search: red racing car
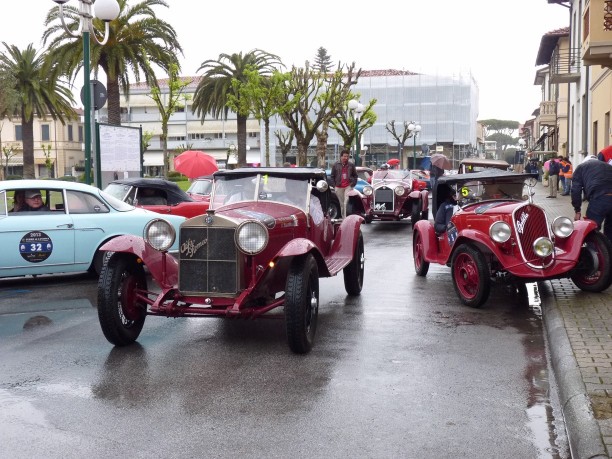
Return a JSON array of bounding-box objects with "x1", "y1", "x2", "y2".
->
[
  {"x1": 97, "y1": 168, "x2": 365, "y2": 354},
  {"x1": 412, "y1": 170, "x2": 612, "y2": 307}
]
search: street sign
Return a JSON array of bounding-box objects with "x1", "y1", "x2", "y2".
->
[{"x1": 80, "y1": 80, "x2": 108, "y2": 110}]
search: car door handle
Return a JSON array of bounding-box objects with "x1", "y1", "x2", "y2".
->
[{"x1": 57, "y1": 223, "x2": 74, "y2": 229}]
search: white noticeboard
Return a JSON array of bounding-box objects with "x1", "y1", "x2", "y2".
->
[{"x1": 98, "y1": 124, "x2": 141, "y2": 172}]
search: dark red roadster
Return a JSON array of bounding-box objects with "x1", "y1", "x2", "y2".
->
[
  {"x1": 97, "y1": 168, "x2": 365, "y2": 354},
  {"x1": 412, "y1": 170, "x2": 612, "y2": 307},
  {"x1": 348, "y1": 169, "x2": 429, "y2": 225}
]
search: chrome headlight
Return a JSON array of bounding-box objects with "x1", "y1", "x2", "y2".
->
[
  {"x1": 144, "y1": 218, "x2": 176, "y2": 252},
  {"x1": 489, "y1": 221, "x2": 511, "y2": 243},
  {"x1": 552, "y1": 216, "x2": 574, "y2": 238},
  {"x1": 533, "y1": 237, "x2": 554, "y2": 258},
  {"x1": 394, "y1": 186, "x2": 405, "y2": 196},
  {"x1": 363, "y1": 185, "x2": 373, "y2": 196},
  {"x1": 236, "y1": 221, "x2": 269, "y2": 255}
]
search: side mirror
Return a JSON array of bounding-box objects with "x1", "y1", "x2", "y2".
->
[{"x1": 316, "y1": 180, "x2": 329, "y2": 192}]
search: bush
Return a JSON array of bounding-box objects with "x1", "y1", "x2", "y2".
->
[
  {"x1": 57, "y1": 175, "x2": 78, "y2": 182},
  {"x1": 5, "y1": 175, "x2": 23, "y2": 180}
]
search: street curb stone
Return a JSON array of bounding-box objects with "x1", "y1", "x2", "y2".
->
[{"x1": 541, "y1": 283, "x2": 609, "y2": 458}]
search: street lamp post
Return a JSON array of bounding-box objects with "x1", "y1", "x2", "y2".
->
[
  {"x1": 348, "y1": 99, "x2": 364, "y2": 166},
  {"x1": 408, "y1": 122, "x2": 422, "y2": 169},
  {"x1": 53, "y1": 0, "x2": 120, "y2": 186}
]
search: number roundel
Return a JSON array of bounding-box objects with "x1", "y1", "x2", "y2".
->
[{"x1": 19, "y1": 231, "x2": 53, "y2": 263}]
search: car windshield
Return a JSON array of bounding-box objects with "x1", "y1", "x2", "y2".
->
[
  {"x1": 211, "y1": 174, "x2": 310, "y2": 211},
  {"x1": 104, "y1": 183, "x2": 132, "y2": 202},
  {"x1": 372, "y1": 170, "x2": 411, "y2": 182},
  {"x1": 454, "y1": 180, "x2": 529, "y2": 207},
  {"x1": 99, "y1": 189, "x2": 136, "y2": 211},
  {"x1": 187, "y1": 179, "x2": 212, "y2": 196}
]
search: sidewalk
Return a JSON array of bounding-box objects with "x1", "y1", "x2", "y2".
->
[{"x1": 531, "y1": 181, "x2": 612, "y2": 459}]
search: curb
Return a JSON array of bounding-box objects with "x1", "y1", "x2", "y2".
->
[{"x1": 540, "y1": 281, "x2": 609, "y2": 459}]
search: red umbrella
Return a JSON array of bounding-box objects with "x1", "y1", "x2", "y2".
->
[
  {"x1": 430, "y1": 153, "x2": 451, "y2": 170},
  {"x1": 387, "y1": 158, "x2": 400, "y2": 166},
  {"x1": 173, "y1": 150, "x2": 218, "y2": 178}
]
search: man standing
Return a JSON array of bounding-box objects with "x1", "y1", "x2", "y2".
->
[
  {"x1": 547, "y1": 156, "x2": 560, "y2": 198},
  {"x1": 571, "y1": 155, "x2": 612, "y2": 242},
  {"x1": 330, "y1": 149, "x2": 357, "y2": 218}
]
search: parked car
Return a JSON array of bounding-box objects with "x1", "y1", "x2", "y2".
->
[
  {"x1": 104, "y1": 177, "x2": 209, "y2": 218},
  {"x1": 412, "y1": 169, "x2": 612, "y2": 307},
  {"x1": 97, "y1": 167, "x2": 365, "y2": 354},
  {"x1": 185, "y1": 175, "x2": 213, "y2": 202},
  {"x1": 412, "y1": 169, "x2": 431, "y2": 190},
  {"x1": 0, "y1": 179, "x2": 185, "y2": 278},
  {"x1": 458, "y1": 158, "x2": 511, "y2": 174},
  {"x1": 355, "y1": 166, "x2": 374, "y2": 193},
  {"x1": 349, "y1": 169, "x2": 429, "y2": 226}
]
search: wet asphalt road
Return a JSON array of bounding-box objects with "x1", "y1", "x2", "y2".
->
[{"x1": 0, "y1": 221, "x2": 569, "y2": 458}]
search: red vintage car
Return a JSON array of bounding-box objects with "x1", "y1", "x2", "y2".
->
[
  {"x1": 185, "y1": 175, "x2": 213, "y2": 202},
  {"x1": 104, "y1": 177, "x2": 210, "y2": 218},
  {"x1": 97, "y1": 168, "x2": 365, "y2": 354},
  {"x1": 348, "y1": 169, "x2": 428, "y2": 225},
  {"x1": 412, "y1": 170, "x2": 612, "y2": 307}
]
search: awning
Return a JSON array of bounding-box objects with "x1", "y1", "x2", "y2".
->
[{"x1": 143, "y1": 152, "x2": 163, "y2": 166}]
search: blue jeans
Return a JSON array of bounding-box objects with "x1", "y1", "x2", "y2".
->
[
  {"x1": 563, "y1": 178, "x2": 572, "y2": 195},
  {"x1": 586, "y1": 195, "x2": 612, "y2": 243}
]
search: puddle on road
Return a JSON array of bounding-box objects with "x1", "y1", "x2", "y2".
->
[{"x1": 431, "y1": 281, "x2": 568, "y2": 458}]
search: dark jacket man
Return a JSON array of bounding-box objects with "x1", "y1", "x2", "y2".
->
[{"x1": 571, "y1": 156, "x2": 612, "y2": 242}]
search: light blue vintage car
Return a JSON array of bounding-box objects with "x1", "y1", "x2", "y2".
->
[{"x1": 0, "y1": 179, "x2": 185, "y2": 279}]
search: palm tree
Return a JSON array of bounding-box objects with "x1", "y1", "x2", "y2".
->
[
  {"x1": 0, "y1": 43, "x2": 75, "y2": 178},
  {"x1": 42, "y1": 0, "x2": 182, "y2": 126},
  {"x1": 192, "y1": 49, "x2": 281, "y2": 166}
]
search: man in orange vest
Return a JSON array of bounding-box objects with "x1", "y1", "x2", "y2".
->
[{"x1": 560, "y1": 158, "x2": 573, "y2": 195}]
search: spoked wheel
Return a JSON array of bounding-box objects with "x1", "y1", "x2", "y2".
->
[
  {"x1": 97, "y1": 253, "x2": 148, "y2": 346},
  {"x1": 413, "y1": 230, "x2": 430, "y2": 276},
  {"x1": 451, "y1": 244, "x2": 490, "y2": 307},
  {"x1": 343, "y1": 232, "x2": 365, "y2": 295},
  {"x1": 571, "y1": 231, "x2": 612, "y2": 292},
  {"x1": 285, "y1": 254, "x2": 319, "y2": 354},
  {"x1": 328, "y1": 201, "x2": 341, "y2": 219}
]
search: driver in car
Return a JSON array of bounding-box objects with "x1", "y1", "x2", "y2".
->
[{"x1": 435, "y1": 187, "x2": 458, "y2": 234}]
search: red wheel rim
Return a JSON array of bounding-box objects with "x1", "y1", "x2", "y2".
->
[
  {"x1": 453, "y1": 253, "x2": 479, "y2": 299},
  {"x1": 414, "y1": 232, "x2": 425, "y2": 270},
  {"x1": 120, "y1": 274, "x2": 142, "y2": 321}
]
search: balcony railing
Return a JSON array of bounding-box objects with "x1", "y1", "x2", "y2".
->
[
  {"x1": 539, "y1": 101, "x2": 557, "y2": 127},
  {"x1": 550, "y1": 48, "x2": 581, "y2": 83}
]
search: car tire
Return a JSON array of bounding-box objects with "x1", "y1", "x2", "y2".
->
[
  {"x1": 451, "y1": 244, "x2": 490, "y2": 308},
  {"x1": 285, "y1": 254, "x2": 319, "y2": 354},
  {"x1": 97, "y1": 253, "x2": 147, "y2": 346},
  {"x1": 421, "y1": 209, "x2": 429, "y2": 221},
  {"x1": 328, "y1": 200, "x2": 341, "y2": 219},
  {"x1": 411, "y1": 201, "x2": 421, "y2": 228},
  {"x1": 570, "y1": 231, "x2": 612, "y2": 292},
  {"x1": 413, "y1": 230, "x2": 430, "y2": 276},
  {"x1": 88, "y1": 248, "x2": 109, "y2": 276},
  {"x1": 364, "y1": 215, "x2": 373, "y2": 224},
  {"x1": 343, "y1": 232, "x2": 365, "y2": 295}
]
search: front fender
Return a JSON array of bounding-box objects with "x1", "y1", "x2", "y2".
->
[
  {"x1": 100, "y1": 235, "x2": 178, "y2": 288},
  {"x1": 554, "y1": 219, "x2": 599, "y2": 262},
  {"x1": 327, "y1": 214, "x2": 364, "y2": 274}
]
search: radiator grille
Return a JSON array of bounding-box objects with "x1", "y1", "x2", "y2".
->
[
  {"x1": 374, "y1": 187, "x2": 394, "y2": 211},
  {"x1": 513, "y1": 204, "x2": 552, "y2": 266},
  {"x1": 179, "y1": 226, "x2": 238, "y2": 294}
]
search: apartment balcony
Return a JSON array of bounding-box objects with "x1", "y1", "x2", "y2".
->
[
  {"x1": 581, "y1": 0, "x2": 612, "y2": 67},
  {"x1": 550, "y1": 48, "x2": 581, "y2": 83},
  {"x1": 539, "y1": 101, "x2": 557, "y2": 127}
]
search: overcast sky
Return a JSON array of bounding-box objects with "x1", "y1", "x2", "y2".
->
[{"x1": 1, "y1": 0, "x2": 569, "y2": 123}]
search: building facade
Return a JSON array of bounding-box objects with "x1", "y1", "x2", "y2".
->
[
  {"x1": 116, "y1": 69, "x2": 479, "y2": 174},
  {"x1": 0, "y1": 113, "x2": 84, "y2": 179},
  {"x1": 530, "y1": 0, "x2": 612, "y2": 166}
]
